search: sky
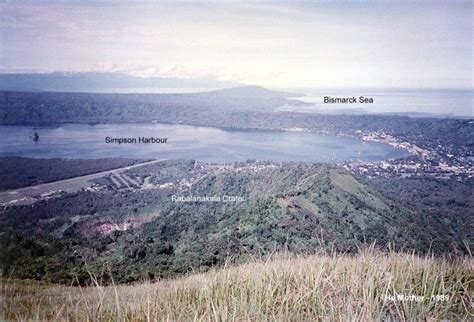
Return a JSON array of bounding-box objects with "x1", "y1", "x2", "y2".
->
[{"x1": 0, "y1": 0, "x2": 472, "y2": 89}]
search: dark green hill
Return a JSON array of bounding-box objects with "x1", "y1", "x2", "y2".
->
[{"x1": 1, "y1": 160, "x2": 468, "y2": 284}]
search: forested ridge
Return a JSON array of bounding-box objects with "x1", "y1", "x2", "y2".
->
[{"x1": 1, "y1": 160, "x2": 470, "y2": 284}]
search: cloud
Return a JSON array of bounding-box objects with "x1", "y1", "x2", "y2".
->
[{"x1": 0, "y1": 1, "x2": 471, "y2": 89}]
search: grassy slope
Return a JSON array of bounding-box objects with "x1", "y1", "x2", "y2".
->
[{"x1": 2, "y1": 249, "x2": 472, "y2": 321}]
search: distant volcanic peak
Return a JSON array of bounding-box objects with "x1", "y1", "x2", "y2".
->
[{"x1": 204, "y1": 85, "x2": 304, "y2": 98}]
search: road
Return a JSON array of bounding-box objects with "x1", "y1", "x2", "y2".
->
[{"x1": 0, "y1": 159, "x2": 166, "y2": 206}]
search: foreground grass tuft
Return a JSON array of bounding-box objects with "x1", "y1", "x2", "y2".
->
[{"x1": 2, "y1": 250, "x2": 473, "y2": 320}]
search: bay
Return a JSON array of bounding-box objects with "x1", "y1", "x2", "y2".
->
[{"x1": 0, "y1": 123, "x2": 408, "y2": 163}]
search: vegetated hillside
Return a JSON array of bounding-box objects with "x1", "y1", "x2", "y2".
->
[
  {"x1": 2, "y1": 250, "x2": 472, "y2": 320},
  {"x1": 0, "y1": 157, "x2": 147, "y2": 190},
  {"x1": 369, "y1": 176, "x2": 474, "y2": 251},
  {"x1": 1, "y1": 161, "x2": 469, "y2": 284},
  {"x1": 0, "y1": 88, "x2": 304, "y2": 125}
]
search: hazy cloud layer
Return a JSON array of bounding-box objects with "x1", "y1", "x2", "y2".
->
[{"x1": 0, "y1": 1, "x2": 472, "y2": 89}]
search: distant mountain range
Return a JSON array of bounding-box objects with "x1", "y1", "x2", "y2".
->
[{"x1": 0, "y1": 72, "x2": 241, "y2": 92}]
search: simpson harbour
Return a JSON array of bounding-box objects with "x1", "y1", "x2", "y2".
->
[{"x1": 105, "y1": 136, "x2": 168, "y2": 144}]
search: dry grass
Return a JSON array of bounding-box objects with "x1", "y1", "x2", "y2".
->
[{"x1": 2, "y1": 249, "x2": 473, "y2": 321}]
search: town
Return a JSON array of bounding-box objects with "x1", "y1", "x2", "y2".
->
[{"x1": 344, "y1": 130, "x2": 473, "y2": 181}]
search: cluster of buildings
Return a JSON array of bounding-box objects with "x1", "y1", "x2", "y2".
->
[{"x1": 345, "y1": 131, "x2": 473, "y2": 181}]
